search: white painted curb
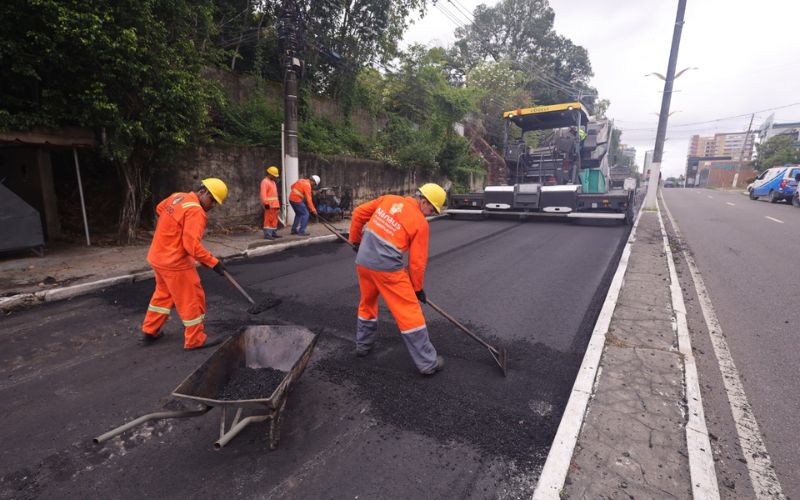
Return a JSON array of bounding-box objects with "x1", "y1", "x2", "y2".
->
[{"x1": 532, "y1": 209, "x2": 643, "y2": 500}]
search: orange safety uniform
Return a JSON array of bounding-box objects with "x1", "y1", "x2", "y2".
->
[
  {"x1": 288, "y1": 178, "x2": 317, "y2": 213},
  {"x1": 260, "y1": 176, "x2": 280, "y2": 230},
  {"x1": 349, "y1": 194, "x2": 437, "y2": 372},
  {"x1": 142, "y1": 191, "x2": 219, "y2": 349}
]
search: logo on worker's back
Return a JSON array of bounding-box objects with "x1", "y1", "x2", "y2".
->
[
  {"x1": 172, "y1": 196, "x2": 184, "y2": 205},
  {"x1": 389, "y1": 203, "x2": 403, "y2": 215}
]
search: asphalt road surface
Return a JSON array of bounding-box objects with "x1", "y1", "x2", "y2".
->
[
  {"x1": 0, "y1": 218, "x2": 627, "y2": 499},
  {"x1": 663, "y1": 188, "x2": 800, "y2": 497}
]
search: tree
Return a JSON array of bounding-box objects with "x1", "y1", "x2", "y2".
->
[
  {"x1": 465, "y1": 60, "x2": 530, "y2": 149},
  {"x1": 0, "y1": 0, "x2": 223, "y2": 243},
  {"x1": 448, "y1": 0, "x2": 596, "y2": 106},
  {"x1": 755, "y1": 133, "x2": 800, "y2": 171}
]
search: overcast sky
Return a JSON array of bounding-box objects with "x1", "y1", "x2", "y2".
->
[{"x1": 403, "y1": 0, "x2": 800, "y2": 177}]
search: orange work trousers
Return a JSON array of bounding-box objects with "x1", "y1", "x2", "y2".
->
[
  {"x1": 142, "y1": 267, "x2": 207, "y2": 349},
  {"x1": 356, "y1": 266, "x2": 426, "y2": 333},
  {"x1": 263, "y1": 207, "x2": 279, "y2": 230}
]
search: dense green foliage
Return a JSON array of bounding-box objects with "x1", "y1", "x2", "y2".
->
[{"x1": 755, "y1": 134, "x2": 800, "y2": 171}]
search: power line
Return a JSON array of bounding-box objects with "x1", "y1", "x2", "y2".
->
[{"x1": 617, "y1": 101, "x2": 800, "y2": 131}]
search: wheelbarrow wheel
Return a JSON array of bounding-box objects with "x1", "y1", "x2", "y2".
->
[{"x1": 269, "y1": 399, "x2": 288, "y2": 450}]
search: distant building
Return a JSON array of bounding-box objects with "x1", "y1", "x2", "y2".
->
[
  {"x1": 619, "y1": 144, "x2": 636, "y2": 165},
  {"x1": 696, "y1": 160, "x2": 758, "y2": 189},
  {"x1": 685, "y1": 155, "x2": 731, "y2": 187},
  {"x1": 643, "y1": 150, "x2": 654, "y2": 175},
  {"x1": 758, "y1": 114, "x2": 800, "y2": 143},
  {"x1": 688, "y1": 132, "x2": 755, "y2": 161}
]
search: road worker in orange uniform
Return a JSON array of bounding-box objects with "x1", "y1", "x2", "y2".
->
[
  {"x1": 260, "y1": 166, "x2": 281, "y2": 240},
  {"x1": 288, "y1": 174, "x2": 320, "y2": 236},
  {"x1": 141, "y1": 178, "x2": 229, "y2": 350},
  {"x1": 348, "y1": 183, "x2": 447, "y2": 375}
]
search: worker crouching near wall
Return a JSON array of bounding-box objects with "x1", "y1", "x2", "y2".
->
[
  {"x1": 348, "y1": 183, "x2": 447, "y2": 375},
  {"x1": 141, "y1": 178, "x2": 229, "y2": 351}
]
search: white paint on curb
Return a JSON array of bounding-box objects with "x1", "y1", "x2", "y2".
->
[
  {"x1": 532, "y1": 210, "x2": 643, "y2": 500},
  {"x1": 661, "y1": 193, "x2": 785, "y2": 499},
  {"x1": 245, "y1": 235, "x2": 337, "y2": 258},
  {"x1": 657, "y1": 208, "x2": 720, "y2": 500}
]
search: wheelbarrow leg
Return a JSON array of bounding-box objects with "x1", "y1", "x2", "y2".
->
[
  {"x1": 94, "y1": 406, "x2": 212, "y2": 444},
  {"x1": 214, "y1": 413, "x2": 271, "y2": 450}
]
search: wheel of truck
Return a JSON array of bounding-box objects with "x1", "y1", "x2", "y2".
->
[
  {"x1": 749, "y1": 189, "x2": 758, "y2": 200},
  {"x1": 768, "y1": 190, "x2": 779, "y2": 203},
  {"x1": 793, "y1": 195, "x2": 800, "y2": 208}
]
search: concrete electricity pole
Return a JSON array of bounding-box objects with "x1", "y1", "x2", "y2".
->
[
  {"x1": 644, "y1": 0, "x2": 688, "y2": 209},
  {"x1": 279, "y1": 0, "x2": 304, "y2": 226}
]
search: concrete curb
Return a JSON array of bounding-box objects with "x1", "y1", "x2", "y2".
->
[
  {"x1": 0, "y1": 235, "x2": 340, "y2": 313},
  {"x1": 532, "y1": 209, "x2": 643, "y2": 499}
]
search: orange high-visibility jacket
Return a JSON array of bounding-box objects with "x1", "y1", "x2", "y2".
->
[
  {"x1": 288, "y1": 178, "x2": 317, "y2": 213},
  {"x1": 350, "y1": 195, "x2": 429, "y2": 291},
  {"x1": 147, "y1": 192, "x2": 219, "y2": 271},
  {"x1": 260, "y1": 177, "x2": 279, "y2": 208}
]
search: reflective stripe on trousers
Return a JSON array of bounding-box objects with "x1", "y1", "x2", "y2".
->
[
  {"x1": 142, "y1": 266, "x2": 208, "y2": 349},
  {"x1": 355, "y1": 265, "x2": 438, "y2": 373}
]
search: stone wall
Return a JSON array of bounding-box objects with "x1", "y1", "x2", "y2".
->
[{"x1": 153, "y1": 145, "x2": 446, "y2": 227}]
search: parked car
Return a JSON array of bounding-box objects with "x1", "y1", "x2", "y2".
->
[
  {"x1": 793, "y1": 172, "x2": 800, "y2": 207},
  {"x1": 748, "y1": 166, "x2": 800, "y2": 203}
]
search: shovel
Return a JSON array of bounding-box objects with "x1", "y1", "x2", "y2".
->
[
  {"x1": 222, "y1": 270, "x2": 281, "y2": 315},
  {"x1": 316, "y1": 214, "x2": 352, "y2": 246},
  {"x1": 426, "y1": 299, "x2": 508, "y2": 377}
]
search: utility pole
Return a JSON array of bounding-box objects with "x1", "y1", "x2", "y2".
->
[
  {"x1": 278, "y1": 0, "x2": 304, "y2": 226},
  {"x1": 644, "y1": 0, "x2": 687, "y2": 209},
  {"x1": 733, "y1": 113, "x2": 755, "y2": 188}
]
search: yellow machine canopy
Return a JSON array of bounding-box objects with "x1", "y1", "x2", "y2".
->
[{"x1": 503, "y1": 102, "x2": 589, "y2": 131}]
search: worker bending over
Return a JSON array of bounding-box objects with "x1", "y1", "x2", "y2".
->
[
  {"x1": 260, "y1": 166, "x2": 281, "y2": 240},
  {"x1": 141, "y1": 178, "x2": 229, "y2": 350},
  {"x1": 288, "y1": 175, "x2": 320, "y2": 236},
  {"x1": 349, "y1": 183, "x2": 447, "y2": 375}
]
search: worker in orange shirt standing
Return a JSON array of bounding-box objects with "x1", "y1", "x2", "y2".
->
[
  {"x1": 348, "y1": 183, "x2": 447, "y2": 375},
  {"x1": 260, "y1": 166, "x2": 281, "y2": 240},
  {"x1": 141, "y1": 178, "x2": 229, "y2": 351},
  {"x1": 288, "y1": 174, "x2": 320, "y2": 236}
]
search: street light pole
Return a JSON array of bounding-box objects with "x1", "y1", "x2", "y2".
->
[{"x1": 644, "y1": 0, "x2": 688, "y2": 209}]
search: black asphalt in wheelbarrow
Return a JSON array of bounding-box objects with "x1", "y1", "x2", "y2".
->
[{"x1": 94, "y1": 325, "x2": 318, "y2": 450}]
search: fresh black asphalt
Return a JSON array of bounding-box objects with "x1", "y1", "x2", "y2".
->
[{"x1": 0, "y1": 218, "x2": 627, "y2": 499}]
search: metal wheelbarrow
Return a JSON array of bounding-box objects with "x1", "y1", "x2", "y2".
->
[{"x1": 94, "y1": 325, "x2": 318, "y2": 450}]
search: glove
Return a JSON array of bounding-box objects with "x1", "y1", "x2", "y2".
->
[
  {"x1": 415, "y1": 289, "x2": 427, "y2": 304},
  {"x1": 352, "y1": 243, "x2": 360, "y2": 253},
  {"x1": 213, "y1": 261, "x2": 226, "y2": 276}
]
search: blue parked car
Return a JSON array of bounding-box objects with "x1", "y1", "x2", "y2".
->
[{"x1": 748, "y1": 166, "x2": 800, "y2": 203}]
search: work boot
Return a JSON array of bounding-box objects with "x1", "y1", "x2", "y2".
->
[
  {"x1": 421, "y1": 355, "x2": 444, "y2": 376},
  {"x1": 140, "y1": 331, "x2": 164, "y2": 345},
  {"x1": 184, "y1": 337, "x2": 223, "y2": 351},
  {"x1": 262, "y1": 229, "x2": 274, "y2": 240},
  {"x1": 270, "y1": 230, "x2": 282, "y2": 239}
]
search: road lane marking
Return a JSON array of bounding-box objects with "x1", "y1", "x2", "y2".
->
[
  {"x1": 765, "y1": 216, "x2": 784, "y2": 224},
  {"x1": 657, "y1": 209, "x2": 720, "y2": 500},
  {"x1": 661, "y1": 193, "x2": 785, "y2": 499},
  {"x1": 726, "y1": 202, "x2": 735, "y2": 206},
  {"x1": 532, "y1": 210, "x2": 643, "y2": 499},
  {"x1": 707, "y1": 195, "x2": 714, "y2": 199}
]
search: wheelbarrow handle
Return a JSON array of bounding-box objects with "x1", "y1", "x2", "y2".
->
[{"x1": 317, "y1": 215, "x2": 354, "y2": 248}]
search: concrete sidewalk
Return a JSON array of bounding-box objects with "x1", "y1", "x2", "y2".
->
[
  {"x1": 535, "y1": 210, "x2": 719, "y2": 499},
  {"x1": 0, "y1": 219, "x2": 349, "y2": 311}
]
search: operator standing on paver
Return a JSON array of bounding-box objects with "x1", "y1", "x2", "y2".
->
[
  {"x1": 260, "y1": 166, "x2": 281, "y2": 240},
  {"x1": 288, "y1": 175, "x2": 320, "y2": 236},
  {"x1": 348, "y1": 183, "x2": 447, "y2": 375},
  {"x1": 141, "y1": 178, "x2": 229, "y2": 351}
]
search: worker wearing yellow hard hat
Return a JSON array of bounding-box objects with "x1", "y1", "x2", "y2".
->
[
  {"x1": 347, "y1": 182, "x2": 447, "y2": 375},
  {"x1": 260, "y1": 165, "x2": 281, "y2": 240},
  {"x1": 141, "y1": 177, "x2": 229, "y2": 351}
]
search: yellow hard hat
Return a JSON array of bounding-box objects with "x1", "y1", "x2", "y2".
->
[
  {"x1": 418, "y1": 183, "x2": 446, "y2": 213},
  {"x1": 266, "y1": 166, "x2": 279, "y2": 177},
  {"x1": 201, "y1": 178, "x2": 228, "y2": 205}
]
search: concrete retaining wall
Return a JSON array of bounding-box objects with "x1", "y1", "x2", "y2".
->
[{"x1": 152, "y1": 145, "x2": 444, "y2": 227}]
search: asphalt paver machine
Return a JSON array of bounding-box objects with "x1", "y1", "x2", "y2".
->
[{"x1": 449, "y1": 102, "x2": 634, "y2": 224}]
